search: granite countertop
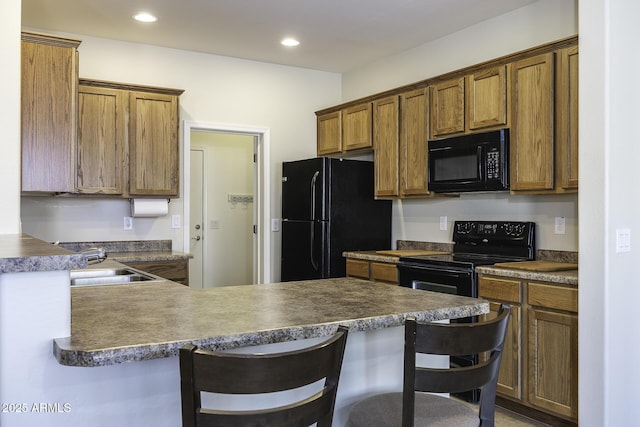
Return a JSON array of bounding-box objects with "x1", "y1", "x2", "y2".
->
[
  {"x1": 475, "y1": 265, "x2": 578, "y2": 286},
  {"x1": 0, "y1": 234, "x2": 86, "y2": 273},
  {"x1": 58, "y1": 240, "x2": 191, "y2": 263},
  {"x1": 343, "y1": 250, "x2": 402, "y2": 264},
  {"x1": 54, "y1": 278, "x2": 489, "y2": 367}
]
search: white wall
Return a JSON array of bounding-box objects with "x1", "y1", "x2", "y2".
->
[
  {"x1": 19, "y1": 33, "x2": 342, "y2": 281},
  {"x1": 342, "y1": 0, "x2": 579, "y2": 251},
  {"x1": 0, "y1": 0, "x2": 21, "y2": 234},
  {"x1": 580, "y1": 0, "x2": 640, "y2": 424}
]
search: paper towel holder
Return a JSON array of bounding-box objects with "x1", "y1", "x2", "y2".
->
[{"x1": 130, "y1": 198, "x2": 170, "y2": 217}]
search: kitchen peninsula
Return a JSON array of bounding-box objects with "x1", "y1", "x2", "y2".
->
[{"x1": 0, "y1": 235, "x2": 488, "y2": 427}]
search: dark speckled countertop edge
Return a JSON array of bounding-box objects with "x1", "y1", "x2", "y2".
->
[
  {"x1": 54, "y1": 278, "x2": 489, "y2": 367},
  {"x1": 0, "y1": 234, "x2": 87, "y2": 273}
]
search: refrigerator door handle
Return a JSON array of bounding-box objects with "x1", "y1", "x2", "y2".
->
[
  {"x1": 310, "y1": 222, "x2": 319, "y2": 271},
  {"x1": 310, "y1": 171, "x2": 320, "y2": 221}
]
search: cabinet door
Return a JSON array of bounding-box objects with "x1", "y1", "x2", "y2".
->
[
  {"x1": 400, "y1": 89, "x2": 430, "y2": 197},
  {"x1": 346, "y1": 259, "x2": 370, "y2": 279},
  {"x1": 527, "y1": 308, "x2": 578, "y2": 420},
  {"x1": 556, "y1": 46, "x2": 579, "y2": 190},
  {"x1": 510, "y1": 53, "x2": 555, "y2": 191},
  {"x1": 373, "y1": 96, "x2": 400, "y2": 197},
  {"x1": 21, "y1": 33, "x2": 80, "y2": 193},
  {"x1": 467, "y1": 65, "x2": 508, "y2": 131},
  {"x1": 370, "y1": 262, "x2": 398, "y2": 284},
  {"x1": 342, "y1": 103, "x2": 372, "y2": 151},
  {"x1": 129, "y1": 91, "x2": 180, "y2": 196},
  {"x1": 479, "y1": 276, "x2": 523, "y2": 399},
  {"x1": 430, "y1": 77, "x2": 465, "y2": 138},
  {"x1": 317, "y1": 111, "x2": 342, "y2": 155},
  {"x1": 77, "y1": 85, "x2": 126, "y2": 194}
]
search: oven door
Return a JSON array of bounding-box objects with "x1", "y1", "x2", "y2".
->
[
  {"x1": 397, "y1": 261, "x2": 480, "y2": 403},
  {"x1": 397, "y1": 262, "x2": 476, "y2": 298}
]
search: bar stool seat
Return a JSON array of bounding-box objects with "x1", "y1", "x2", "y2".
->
[{"x1": 346, "y1": 305, "x2": 511, "y2": 427}]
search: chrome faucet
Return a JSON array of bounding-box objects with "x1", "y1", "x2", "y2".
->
[{"x1": 79, "y1": 247, "x2": 107, "y2": 264}]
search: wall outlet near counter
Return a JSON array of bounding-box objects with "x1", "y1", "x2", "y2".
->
[
  {"x1": 554, "y1": 216, "x2": 566, "y2": 234},
  {"x1": 439, "y1": 216, "x2": 448, "y2": 231},
  {"x1": 123, "y1": 216, "x2": 133, "y2": 230}
]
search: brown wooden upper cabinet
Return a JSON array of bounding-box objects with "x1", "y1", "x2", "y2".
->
[
  {"x1": 555, "y1": 46, "x2": 579, "y2": 191},
  {"x1": 315, "y1": 37, "x2": 577, "y2": 198},
  {"x1": 316, "y1": 103, "x2": 372, "y2": 155},
  {"x1": 467, "y1": 66, "x2": 509, "y2": 131},
  {"x1": 77, "y1": 85, "x2": 126, "y2": 195},
  {"x1": 510, "y1": 49, "x2": 578, "y2": 194},
  {"x1": 342, "y1": 103, "x2": 373, "y2": 151},
  {"x1": 373, "y1": 89, "x2": 432, "y2": 199},
  {"x1": 430, "y1": 77, "x2": 465, "y2": 139},
  {"x1": 429, "y1": 65, "x2": 508, "y2": 140},
  {"x1": 373, "y1": 96, "x2": 400, "y2": 197},
  {"x1": 400, "y1": 88, "x2": 430, "y2": 197},
  {"x1": 21, "y1": 31, "x2": 81, "y2": 193},
  {"x1": 129, "y1": 90, "x2": 181, "y2": 196},
  {"x1": 317, "y1": 111, "x2": 342, "y2": 155},
  {"x1": 510, "y1": 53, "x2": 555, "y2": 192},
  {"x1": 77, "y1": 80, "x2": 184, "y2": 197}
]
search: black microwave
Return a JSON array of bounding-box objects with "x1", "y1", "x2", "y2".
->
[{"x1": 428, "y1": 129, "x2": 509, "y2": 193}]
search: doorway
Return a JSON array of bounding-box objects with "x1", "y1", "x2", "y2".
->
[{"x1": 183, "y1": 121, "x2": 271, "y2": 288}]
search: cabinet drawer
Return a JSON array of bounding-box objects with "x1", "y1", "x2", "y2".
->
[
  {"x1": 528, "y1": 282, "x2": 578, "y2": 313},
  {"x1": 479, "y1": 276, "x2": 522, "y2": 303},
  {"x1": 370, "y1": 262, "x2": 398, "y2": 284},
  {"x1": 346, "y1": 259, "x2": 370, "y2": 279}
]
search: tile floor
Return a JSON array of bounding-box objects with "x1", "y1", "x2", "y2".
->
[
  {"x1": 455, "y1": 398, "x2": 552, "y2": 426},
  {"x1": 494, "y1": 405, "x2": 551, "y2": 426}
]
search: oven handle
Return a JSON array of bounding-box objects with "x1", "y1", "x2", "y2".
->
[
  {"x1": 410, "y1": 281, "x2": 458, "y2": 294},
  {"x1": 397, "y1": 264, "x2": 472, "y2": 276}
]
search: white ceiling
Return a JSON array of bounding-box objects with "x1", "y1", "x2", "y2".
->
[{"x1": 22, "y1": 0, "x2": 537, "y2": 73}]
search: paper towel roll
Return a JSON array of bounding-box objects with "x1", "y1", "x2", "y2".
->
[{"x1": 130, "y1": 198, "x2": 169, "y2": 217}]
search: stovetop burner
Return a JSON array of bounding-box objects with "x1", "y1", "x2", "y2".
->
[{"x1": 399, "y1": 221, "x2": 536, "y2": 268}]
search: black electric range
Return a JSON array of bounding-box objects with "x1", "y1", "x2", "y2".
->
[{"x1": 396, "y1": 220, "x2": 535, "y2": 403}]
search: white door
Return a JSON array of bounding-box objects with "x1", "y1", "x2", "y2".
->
[
  {"x1": 190, "y1": 131, "x2": 255, "y2": 287},
  {"x1": 189, "y1": 148, "x2": 205, "y2": 288}
]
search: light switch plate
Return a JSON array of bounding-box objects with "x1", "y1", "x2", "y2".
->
[
  {"x1": 616, "y1": 228, "x2": 631, "y2": 253},
  {"x1": 171, "y1": 215, "x2": 181, "y2": 229},
  {"x1": 271, "y1": 218, "x2": 281, "y2": 232}
]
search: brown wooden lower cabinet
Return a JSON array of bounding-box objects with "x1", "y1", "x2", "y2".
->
[
  {"x1": 125, "y1": 259, "x2": 189, "y2": 286},
  {"x1": 346, "y1": 258, "x2": 398, "y2": 284},
  {"x1": 479, "y1": 275, "x2": 578, "y2": 424}
]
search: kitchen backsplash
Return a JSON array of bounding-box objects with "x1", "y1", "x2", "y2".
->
[{"x1": 58, "y1": 240, "x2": 172, "y2": 253}]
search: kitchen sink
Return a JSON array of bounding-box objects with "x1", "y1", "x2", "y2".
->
[{"x1": 70, "y1": 268, "x2": 158, "y2": 287}]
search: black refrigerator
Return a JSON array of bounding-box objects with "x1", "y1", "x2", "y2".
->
[{"x1": 280, "y1": 157, "x2": 392, "y2": 281}]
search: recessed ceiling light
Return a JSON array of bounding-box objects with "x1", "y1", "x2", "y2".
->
[
  {"x1": 281, "y1": 38, "x2": 300, "y2": 47},
  {"x1": 133, "y1": 12, "x2": 157, "y2": 23}
]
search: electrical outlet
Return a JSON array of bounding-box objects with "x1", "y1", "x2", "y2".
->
[
  {"x1": 554, "y1": 216, "x2": 566, "y2": 235},
  {"x1": 271, "y1": 218, "x2": 281, "y2": 232},
  {"x1": 171, "y1": 214, "x2": 181, "y2": 229},
  {"x1": 440, "y1": 216, "x2": 448, "y2": 231},
  {"x1": 123, "y1": 216, "x2": 133, "y2": 230}
]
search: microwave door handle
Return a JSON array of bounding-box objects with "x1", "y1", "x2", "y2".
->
[{"x1": 477, "y1": 146, "x2": 484, "y2": 180}]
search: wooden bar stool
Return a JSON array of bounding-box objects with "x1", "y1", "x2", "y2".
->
[
  {"x1": 179, "y1": 325, "x2": 349, "y2": 427},
  {"x1": 346, "y1": 305, "x2": 511, "y2": 427}
]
